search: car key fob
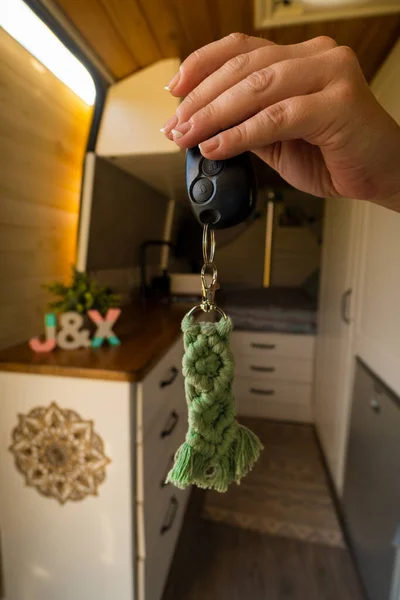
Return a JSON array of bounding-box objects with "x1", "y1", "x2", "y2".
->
[{"x1": 186, "y1": 146, "x2": 256, "y2": 229}]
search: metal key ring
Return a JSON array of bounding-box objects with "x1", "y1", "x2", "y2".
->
[
  {"x1": 201, "y1": 262, "x2": 218, "y2": 291},
  {"x1": 202, "y1": 223, "x2": 215, "y2": 265},
  {"x1": 186, "y1": 304, "x2": 227, "y2": 319}
]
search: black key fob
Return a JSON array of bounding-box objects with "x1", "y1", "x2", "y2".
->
[{"x1": 186, "y1": 147, "x2": 256, "y2": 229}]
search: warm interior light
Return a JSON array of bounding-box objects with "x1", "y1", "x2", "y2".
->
[{"x1": 0, "y1": 0, "x2": 96, "y2": 105}]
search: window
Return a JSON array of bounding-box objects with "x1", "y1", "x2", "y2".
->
[{"x1": 0, "y1": 0, "x2": 96, "y2": 105}]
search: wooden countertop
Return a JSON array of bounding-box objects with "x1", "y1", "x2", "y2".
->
[{"x1": 0, "y1": 305, "x2": 187, "y2": 383}]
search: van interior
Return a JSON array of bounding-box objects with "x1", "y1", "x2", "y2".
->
[{"x1": 1, "y1": 1, "x2": 400, "y2": 600}]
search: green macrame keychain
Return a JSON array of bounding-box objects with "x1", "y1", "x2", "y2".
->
[{"x1": 166, "y1": 226, "x2": 263, "y2": 493}]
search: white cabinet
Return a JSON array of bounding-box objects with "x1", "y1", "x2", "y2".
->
[
  {"x1": 0, "y1": 337, "x2": 189, "y2": 600},
  {"x1": 96, "y1": 58, "x2": 186, "y2": 202},
  {"x1": 354, "y1": 40, "x2": 400, "y2": 396},
  {"x1": 136, "y1": 337, "x2": 190, "y2": 600},
  {"x1": 232, "y1": 330, "x2": 315, "y2": 423},
  {"x1": 313, "y1": 40, "x2": 400, "y2": 493},
  {"x1": 0, "y1": 375, "x2": 134, "y2": 600},
  {"x1": 313, "y1": 196, "x2": 363, "y2": 491}
]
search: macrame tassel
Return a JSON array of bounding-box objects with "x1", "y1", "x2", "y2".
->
[
  {"x1": 166, "y1": 315, "x2": 263, "y2": 492},
  {"x1": 233, "y1": 424, "x2": 263, "y2": 481},
  {"x1": 167, "y1": 442, "x2": 194, "y2": 488}
]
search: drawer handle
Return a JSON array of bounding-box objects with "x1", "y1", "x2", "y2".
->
[
  {"x1": 251, "y1": 343, "x2": 276, "y2": 350},
  {"x1": 161, "y1": 455, "x2": 174, "y2": 488},
  {"x1": 160, "y1": 367, "x2": 179, "y2": 388},
  {"x1": 370, "y1": 398, "x2": 381, "y2": 413},
  {"x1": 160, "y1": 411, "x2": 179, "y2": 438},
  {"x1": 341, "y1": 288, "x2": 352, "y2": 324},
  {"x1": 250, "y1": 366, "x2": 275, "y2": 373},
  {"x1": 160, "y1": 496, "x2": 179, "y2": 535},
  {"x1": 250, "y1": 387, "x2": 275, "y2": 396}
]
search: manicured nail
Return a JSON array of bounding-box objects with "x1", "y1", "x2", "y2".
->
[
  {"x1": 165, "y1": 70, "x2": 181, "y2": 92},
  {"x1": 199, "y1": 137, "x2": 220, "y2": 154},
  {"x1": 171, "y1": 122, "x2": 191, "y2": 139},
  {"x1": 161, "y1": 114, "x2": 178, "y2": 135}
]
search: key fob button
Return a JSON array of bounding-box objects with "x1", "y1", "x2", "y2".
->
[
  {"x1": 191, "y1": 178, "x2": 214, "y2": 203},
  {"x1": 202, "y1": 159, "x2": 224, "y2": 176}
]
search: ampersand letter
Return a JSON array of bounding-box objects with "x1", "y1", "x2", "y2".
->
[{"x1": 57, "y1": 312, "x2": 91, "y2": 350}]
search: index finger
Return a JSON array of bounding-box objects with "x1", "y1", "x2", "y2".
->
[{"x1": 168, "y1": 33, "x2": 274, "y2": 97}]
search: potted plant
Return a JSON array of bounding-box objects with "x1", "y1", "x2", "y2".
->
[{"x1": 43, "y1": 266, "x2": 120, "y2": 319}]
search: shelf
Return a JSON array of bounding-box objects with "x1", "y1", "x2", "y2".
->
[{"x1": 255, "y1": 0, "x2": 400, "y2": 28}]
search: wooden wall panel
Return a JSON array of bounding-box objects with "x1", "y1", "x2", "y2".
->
[
  {"x1": 0, "y1": 29, "x2": 92, "y2": 349},
  {"x1": 53, "y1": 0, "x2": 399, "y2": 82},
  {"x1": 98, "y1": 0, "x2": 162, "y2": 66}
]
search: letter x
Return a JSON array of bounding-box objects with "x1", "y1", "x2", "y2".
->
[{"x1": 88, "y1": 309, "x2": 121, "y2": 348}]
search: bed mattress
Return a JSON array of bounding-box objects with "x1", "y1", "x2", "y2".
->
[{"x1": 220, "y1": 287, "x2": 317, "y2": 335}]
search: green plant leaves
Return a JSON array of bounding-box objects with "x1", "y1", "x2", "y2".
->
[{"x1": 43, "y1": 264, "x2": 120, "y2": 316}]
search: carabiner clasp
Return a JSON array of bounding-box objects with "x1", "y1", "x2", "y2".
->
[{"x1": 200, "y1": 262, "x2": 219, "y2": 312}]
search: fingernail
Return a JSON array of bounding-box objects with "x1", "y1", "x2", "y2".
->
[
  {"x1": 165, "y1": 70, "x2": 181, "y2": 92},
  {"x1": 171, "y1": 122, "x2": 191, "y2": 139},
  {"x1": 161, "y1": 114, "x2": 178, "y2": 135},
  {"x1": 199, "y1": 137, "x2": 220, "y2": 154}
]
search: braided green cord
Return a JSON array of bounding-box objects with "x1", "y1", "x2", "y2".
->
[{"x1": 166, "y1": 315, "x2": 263, "y2": 492}]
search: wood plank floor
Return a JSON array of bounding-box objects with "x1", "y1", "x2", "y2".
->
[
  {"x1": 203, "y1": 419, "x2": 344, "y2": 548},
  {"x1": 163, "y1": 427, "x2": 366, "y2": 600}
]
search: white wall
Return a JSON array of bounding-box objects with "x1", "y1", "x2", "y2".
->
[{"x1": 271, "y1": 190, "x2": 324, "y2": 287}]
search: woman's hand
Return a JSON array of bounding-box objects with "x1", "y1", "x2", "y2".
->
[{"x1": 161, "y1": 33, "x2": 400, "y2": 209}]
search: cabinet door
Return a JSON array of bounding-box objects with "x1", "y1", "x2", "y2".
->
[
  {"x1": 343, "y1": 361, "x2": 400, "y2": 600},
  {"x1": 354, "y1": 40, "x2": 400, "y2": 396},
  {"x1": 313, "y1": 196, "x2": 362, "y2": 490},
  {"x1": 0, "y1": 372, "x2": 134, "y2": 600}
]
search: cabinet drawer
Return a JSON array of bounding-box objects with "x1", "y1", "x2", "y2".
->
[
  {"x1": 145, "y1": 481, "x2": 190, "y2": 562},
  {"x1": 136, "y1": 407, "x2": 187, "y2": 564},
  {"x1": 234, "y1": 376, "x2": 313, "y2": 423},
  {"x1": 140, "y1": 410, "x2": 187, "y2": 509},
  {"x1": 137, "y1": 487, "x2": 190, "y2": 600},
  {"x1": 140, "y1": 337, "x2": 183, "y2": 435},
  {"x1": 234, "y1": 355, "x2": 314, "y2": 384},
  {"x1": 231, "y1": 331, "x2": 315, "y2": 360},
  {"x1": 141, "y1": 387, "x2": 187, "y2": 485}
]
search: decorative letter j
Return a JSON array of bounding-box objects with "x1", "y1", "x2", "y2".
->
[{"x1": 29, "y1": 313, "x2": 57, "y2": 353}]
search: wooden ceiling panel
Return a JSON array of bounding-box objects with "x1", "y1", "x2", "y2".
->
[
  {"x1": 98, "y1": 0, "x2": 162, "y2": 67},
  {"x1": 346, "y1": 15, "x2": 400, "y2": 81},
  {"x1": 260, "y1": 14, "x2": 400, "y2": 81},
  {"x1": 52, "y1": 0, "x2": 400, "y2": 83},
  {"x1": 55, "y1": 0, "x2": 138, "y2": 78},
  {"x1": 171, "y1": 0, "x2": 218, "y2": 58},
  {"x1": 215, "y1": 0, "x2": 253, "y2": 38},
  {"x1": 137, "y1": 0, "x2": 185, "y2": 58}
]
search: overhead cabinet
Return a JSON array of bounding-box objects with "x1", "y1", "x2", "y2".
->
[{"x1": 96, "y1": 58, "x2": 186, "y2": 201}]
